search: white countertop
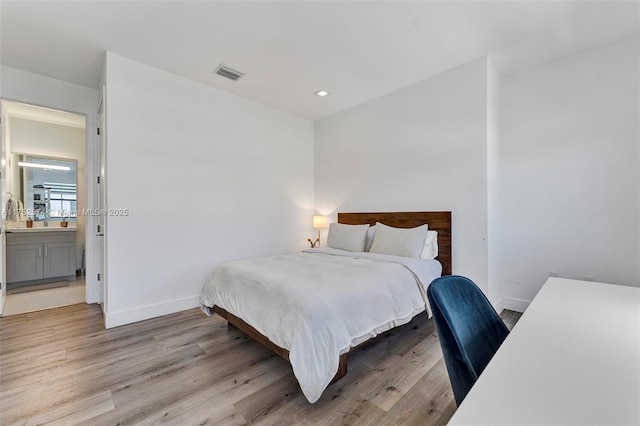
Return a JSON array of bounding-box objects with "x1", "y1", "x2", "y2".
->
[
  {"x1": 449, "y1": 277, "x2": 640, "y2": 426},
  {"x1": 6, "y1": 226, "x2": 77, "y2": 232}
]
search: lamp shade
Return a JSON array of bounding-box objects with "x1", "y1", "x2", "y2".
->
[{"x1": 312, "y1": 215, "x2": 329, "y2": 229}]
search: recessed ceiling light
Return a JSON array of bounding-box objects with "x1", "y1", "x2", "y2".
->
[{"x1": 314, "y1": 90, "x2": 330, "y2": 97}]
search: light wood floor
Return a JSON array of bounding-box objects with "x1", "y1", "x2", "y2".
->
[{"x1": 0, "y1": 304, "x2": 521, "y2": 425}]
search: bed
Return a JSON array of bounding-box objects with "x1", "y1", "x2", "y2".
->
[{"x1": 200, "y1": 211, "x2": 452, "y2": 402}]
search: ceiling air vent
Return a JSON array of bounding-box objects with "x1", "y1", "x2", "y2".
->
[{"x1": 213, "y1": 64, "x2": 245, "y2": 82}]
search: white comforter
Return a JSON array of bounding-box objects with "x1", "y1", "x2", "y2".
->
[{"x1": 200, "y1": 248, "x2": 442, "y2": 403}]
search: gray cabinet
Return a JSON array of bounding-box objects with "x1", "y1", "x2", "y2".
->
[
  {"x1": 7, "y1": 231, "x2": 76, "y2": 284},
  {"x1": 44, "y1": 242, "x2": 74, "y2": 279},
  {"x1": 7, "y1": 244, "x2": 44, "y2": 282}
]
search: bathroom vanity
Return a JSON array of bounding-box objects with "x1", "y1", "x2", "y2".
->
[{"x1": 6, "y1": 228, "x2": 76, "y2": 287}]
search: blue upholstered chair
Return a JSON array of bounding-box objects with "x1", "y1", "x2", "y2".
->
[{"x1": 427, "y1": 275, "x2": 510, "y2": 405}]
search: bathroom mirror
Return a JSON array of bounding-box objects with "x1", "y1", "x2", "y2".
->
[{"x1": 9, "y1": 154, "x2": 77, "y2": 221}]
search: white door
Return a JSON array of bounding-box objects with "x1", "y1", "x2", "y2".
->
[
  {"x1": 0, "y1": 103, "x2": 7, "y2": 315},
  {"x1": 97, "y1": 101, "x2": 105, "y2": 311}
]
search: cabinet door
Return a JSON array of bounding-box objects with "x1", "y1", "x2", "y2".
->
[
  {"x1": 43, "y1": 242, "x2": 75, "y2": 279},
  {"x1": 7, "y1": 244, "x2": 44, "y2": 283}
]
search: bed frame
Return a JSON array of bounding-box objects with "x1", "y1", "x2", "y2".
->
[{"x1": 213, "y1": 211, "x2": 452, "y2": 385}]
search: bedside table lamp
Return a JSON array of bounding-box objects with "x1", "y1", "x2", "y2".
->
[{"x1": 308, "y1": 215, "x2": 328, "y2": 248}]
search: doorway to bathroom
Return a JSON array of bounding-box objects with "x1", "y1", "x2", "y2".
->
[{"x1": 0, "y1": 100, "x2": 88, "y2": 316}]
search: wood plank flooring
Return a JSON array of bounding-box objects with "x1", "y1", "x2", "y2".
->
[{"x1": 0, "y1": 304, "x2": 521, "y2": 425}]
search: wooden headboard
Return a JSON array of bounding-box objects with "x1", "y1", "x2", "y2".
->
[{"x1": 338, "y1": 211, "x2": 452, "y2": 276}]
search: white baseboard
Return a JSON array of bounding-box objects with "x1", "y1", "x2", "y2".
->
[
  {"x1": 492, "y1": 297, "x2": 505, "y2": 313},
  {"x1": 102, "y1": 293, "x2": 531, "y2": 328},
  {"x1": 105, "y1": 295, "x2": 200, "y2": 328},
  {"x1": 501, "y1": 297, "x2": 531, "y2": 313}
]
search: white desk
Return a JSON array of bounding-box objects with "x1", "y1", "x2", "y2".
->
[{"x1": 449, "y1": 278, "x2": 640, "y2": 425}]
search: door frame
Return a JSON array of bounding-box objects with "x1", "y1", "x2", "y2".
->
[
  {"x1": 97, "y1": 95, "x2": 106, "y2": 313},
  {"x1": 0, "y1": 96, "x2": 100, "y2": 306},
  {"x1": 0, "y1": 103, "x2": 7, "y2": 314}
]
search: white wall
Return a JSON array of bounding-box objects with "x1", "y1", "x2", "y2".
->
[
  {"x1": 315, "y1": 57, "x2": 490, "y2": 294},
  {"x1": 494, "y1": 35, "x2": 640, "y2": 309},
  {"x1": 104, "y1": 52, "x2": 314, "y2": 327},
  {"x1": 487, "y1": 58, "x2": 501, "y2": 304},
  {"x1": 10, "y1": 118, "x2": 86, "y2": 270},
  {"x1": 0, "y1": 65, "x2": 99, "y2": 304},
  {"x1": 3, "y1": 34, "x2": 636, "y2": 322}
]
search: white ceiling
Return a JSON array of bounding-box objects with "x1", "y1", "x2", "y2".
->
[
  {"x1": 1, "y1": 100, "x2": 86, "y2": 129},
  {"x1": 1, "y1": 1, "x2": 638, "y2": 120}
]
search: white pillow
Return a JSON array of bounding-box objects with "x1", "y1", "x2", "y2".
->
[
  {"x1": 420, "y1": 230, "x2": 439, "y2": 259},
  {"x1": 364, "y1": 225, "x2": 376, "y2": 252},
  {"x1": 369, "y1": 222, "x2": 428, "y2": 258},
  {"x1": 326, "y1": 223, "x2": 370, "y2": 252}
]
